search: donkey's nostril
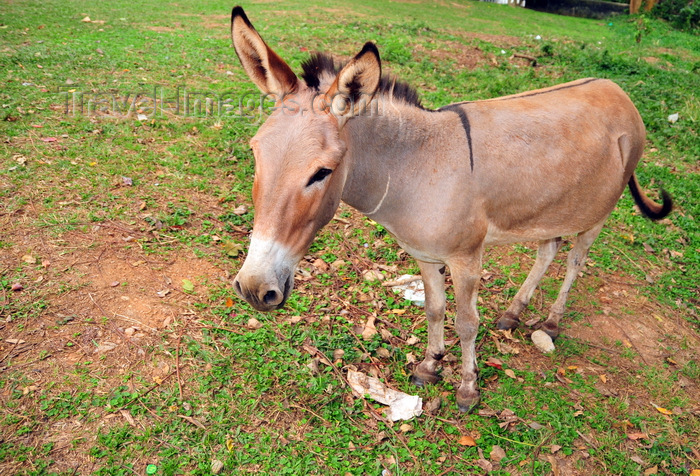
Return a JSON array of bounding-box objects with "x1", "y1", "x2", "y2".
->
[
  {"x1": 262, "y1": 289, "x2": 281, "y2": 306},
  {"x1": 233, "y1": 279, "x2": 243, "y2": 297}
]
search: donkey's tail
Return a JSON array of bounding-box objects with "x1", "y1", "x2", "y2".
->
[{"x1": 627, "y1": 173, "x2": 673, "y2": 221}]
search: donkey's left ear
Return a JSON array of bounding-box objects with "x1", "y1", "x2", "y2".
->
[
  {"x1": 326, "y1": 42, "x2": 382, "y2": 124},
  {"x1": 231, "y1": 6, "x2": 298, "y2": 96}
]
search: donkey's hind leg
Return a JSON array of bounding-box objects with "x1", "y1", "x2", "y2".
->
[
  {"x1": 497, "y1": 238, "x2": 563, "y2": 331},
  {"x1": 411, "y1": 261, "x2": 447, "y2": 387},
  {"x1": 541, "y1": 220, "x2": 607, "y2": 339}
]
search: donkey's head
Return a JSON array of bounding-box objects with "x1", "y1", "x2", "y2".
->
[{"x1": 230, "y1": 7, "x2": 381, "y2": 311}]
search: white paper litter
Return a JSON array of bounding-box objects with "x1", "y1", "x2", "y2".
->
[
  {"x1": 390, "y1": 274, "x2": 425, "y2": 306},
  {"x1": 347, "y1": 370, "x2": 423, "y2": 421}
]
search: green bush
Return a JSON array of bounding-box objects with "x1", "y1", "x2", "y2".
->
[{"x1": 651, "y1": 0, "x2": 700, "y2": 32}]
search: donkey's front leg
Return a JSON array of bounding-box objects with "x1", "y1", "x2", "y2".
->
[
  {"x1": 411, "y1": 261, "x2": 447, "y2": 387},
  {"x1": 451, "y1": 255, "x2": 483, "y2": 413}
]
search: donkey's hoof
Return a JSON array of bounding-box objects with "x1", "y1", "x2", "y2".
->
[
  {"x1": 541, "y1": 322, "x2": 560, "y2": 340},
  {"x1": 411, "y1": 371, "x2": 441, "y2": 388},
  {"x1": 456, "y1": 391, "x2": 481, "y2": 413},
  {"x1": 497, "y1": 312, "x2": 520, "y2": 331}
]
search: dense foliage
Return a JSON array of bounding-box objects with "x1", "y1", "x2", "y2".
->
[{"x1": 651, "y1": 0, "x2": 700, "y2": 32}]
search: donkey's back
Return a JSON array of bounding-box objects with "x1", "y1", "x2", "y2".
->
[{"x1": 438, "y1": 78, "x2": 647, "y2": 244}]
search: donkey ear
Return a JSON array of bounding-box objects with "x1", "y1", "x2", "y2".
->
[
  {"x1": 326, "y1": 42, "x2": 382, "y2": 122},
  {"x1": 231, "y1": 6, "x2": 298, "y2": 95}
]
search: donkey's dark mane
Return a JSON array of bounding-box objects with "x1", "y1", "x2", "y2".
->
[{"x1": 301, "y1": 52, "x2": 425, "y2": 109}]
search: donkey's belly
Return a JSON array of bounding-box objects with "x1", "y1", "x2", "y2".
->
[
  {"x1": 395, "y1": 238, "x2": 445, "y2": 265},
  {"x1": 483, "y1": 222, "x2": 587, "y2": 246}
]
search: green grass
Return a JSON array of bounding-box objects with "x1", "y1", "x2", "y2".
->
[{"x1": 0, "y1": 0, "x2": 698, "y2": 475}]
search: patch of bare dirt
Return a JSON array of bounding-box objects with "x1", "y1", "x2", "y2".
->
[
  {"x1": 0, "y1": 217, "x2": 231, "y2": 474},
  {"x1": 413, "y1": 33, "x2": 528, "y2": 73},
  {"x1": 1, "y1": 221, "x2": 227, "y2": 351},
  {"x1": 415, "y1": 40, "x2": 491, "y2": 70},
  {"x1": 450, "y1": 30, "x2": 524, "y2": 50}
]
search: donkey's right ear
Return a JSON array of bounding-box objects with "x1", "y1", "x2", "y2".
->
[{"x1": 231, "y1": 6, "x2": 298, "y2": 95}]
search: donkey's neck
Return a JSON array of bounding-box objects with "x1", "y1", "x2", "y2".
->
[
  {"x1": 341, "y1": 102, "x2": 435, "y2": 216},
  {"x1": 340, "y1": 101, "x2": 453, "y2": 223}
]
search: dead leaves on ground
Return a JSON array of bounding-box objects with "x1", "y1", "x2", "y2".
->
[{"x1": 457, "y1": 434, "x2": 477, "y2": 446}]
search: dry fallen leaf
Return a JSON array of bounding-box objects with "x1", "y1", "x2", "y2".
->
[
  {"x1": 627, "y1": 432, "x2": 648, "y2": 440},
  {"x1": 178, "y1": 414, "x2": 206, "y2": 429},
  {"x1": 375, "y1": 347, "x2": 391, "y2": 359},
  {"x1": 361, "y1": 316, "x2": 377, "y2": 340},
  {"x1": 504, "y1": 369, "x2": 516, "y2": 379},
  {"x1": 643, "y1": 465, "x2": 658, "y2": 475},
  {"x1": 399, "y1": 423, "x2": 413, "y2": 433},
  {"x1": 651, "y1": 403, "x2": 673, "y2": 415},
  {"x1": 379, "y1": 328, "x2": 394, "y2": 343},
  {"x1": 362, "y1": 269, "x2": 385, "y2": 282},
  {"x1": 423, "y1": 397, "x2": 441, "y2": 414},
  {"x1": 524, "y1": 317, "x2": 540, "y2": 327},
  {"x1": 476, "y1": 453, "x2": 493, "y2": 471},
  {"x1": 405, "y1": 335, "x2": 420, "y2": 346},
  {"x1": 485, "y1": 357, "x2": 503, "y2": 370},
  {"x1": 489, "y1": 444, "x2": 506, "y2": 462},
  {"x1": 612, "y1": 420, "x2": 634, "y2": 434},
  {"x1": 120, "y1": 409, "x2": 136, "y2": 427},
  {"x1": 528, "y1": 421, "x2": 544, "y2": 430},
  {"x1": 233, "y1": 204, "x2": 248, "y2": 215},
  {"x1": 306, "y1": 358, "x2": 320, "y2": 375},
  {"x1": 458, "y1": 435, "x2": 477, "y2": 447},
  {"x1": 22, "y1": 385, "x2": 39, "y2": 395},
  {"x1": 5, "y1": 339, "x2": 26, "y2": 345},
  {"x1": 247, "y1": 318, "x2": 262, "y2": 330}
]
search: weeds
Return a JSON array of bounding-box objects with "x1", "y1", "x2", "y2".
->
[{"x1": 0, "y1": 0, "x2": 697, "y2": 474}]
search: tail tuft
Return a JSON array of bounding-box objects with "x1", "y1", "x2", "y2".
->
[{"x1": 628, "y1": 174, "x2": 672, "y2": 221}]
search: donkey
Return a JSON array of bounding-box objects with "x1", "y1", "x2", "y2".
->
[{"x1": 229, "y1": 6, "x2": 672, "y2": 412}]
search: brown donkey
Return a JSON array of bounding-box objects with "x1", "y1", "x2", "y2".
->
[{"x1": 229, "y1": 7, "x2": 672, "y2": 412}]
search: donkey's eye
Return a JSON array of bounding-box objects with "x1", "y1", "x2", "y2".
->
[{"x1": 306, "y1": 168, "x2": 333, "y2": 187}]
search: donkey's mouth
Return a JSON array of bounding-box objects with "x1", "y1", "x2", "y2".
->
[{"x1": 273, "y1": 273, "x2": 294, "y2": 311}]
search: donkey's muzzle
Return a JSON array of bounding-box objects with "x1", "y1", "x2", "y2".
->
[{"x1": 233, "y1": 273, "x2": 292, "y2": 312}]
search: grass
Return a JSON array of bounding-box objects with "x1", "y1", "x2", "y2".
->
[{"x1": 0, "y1": 0, "x2": 698, "y2": 475}]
